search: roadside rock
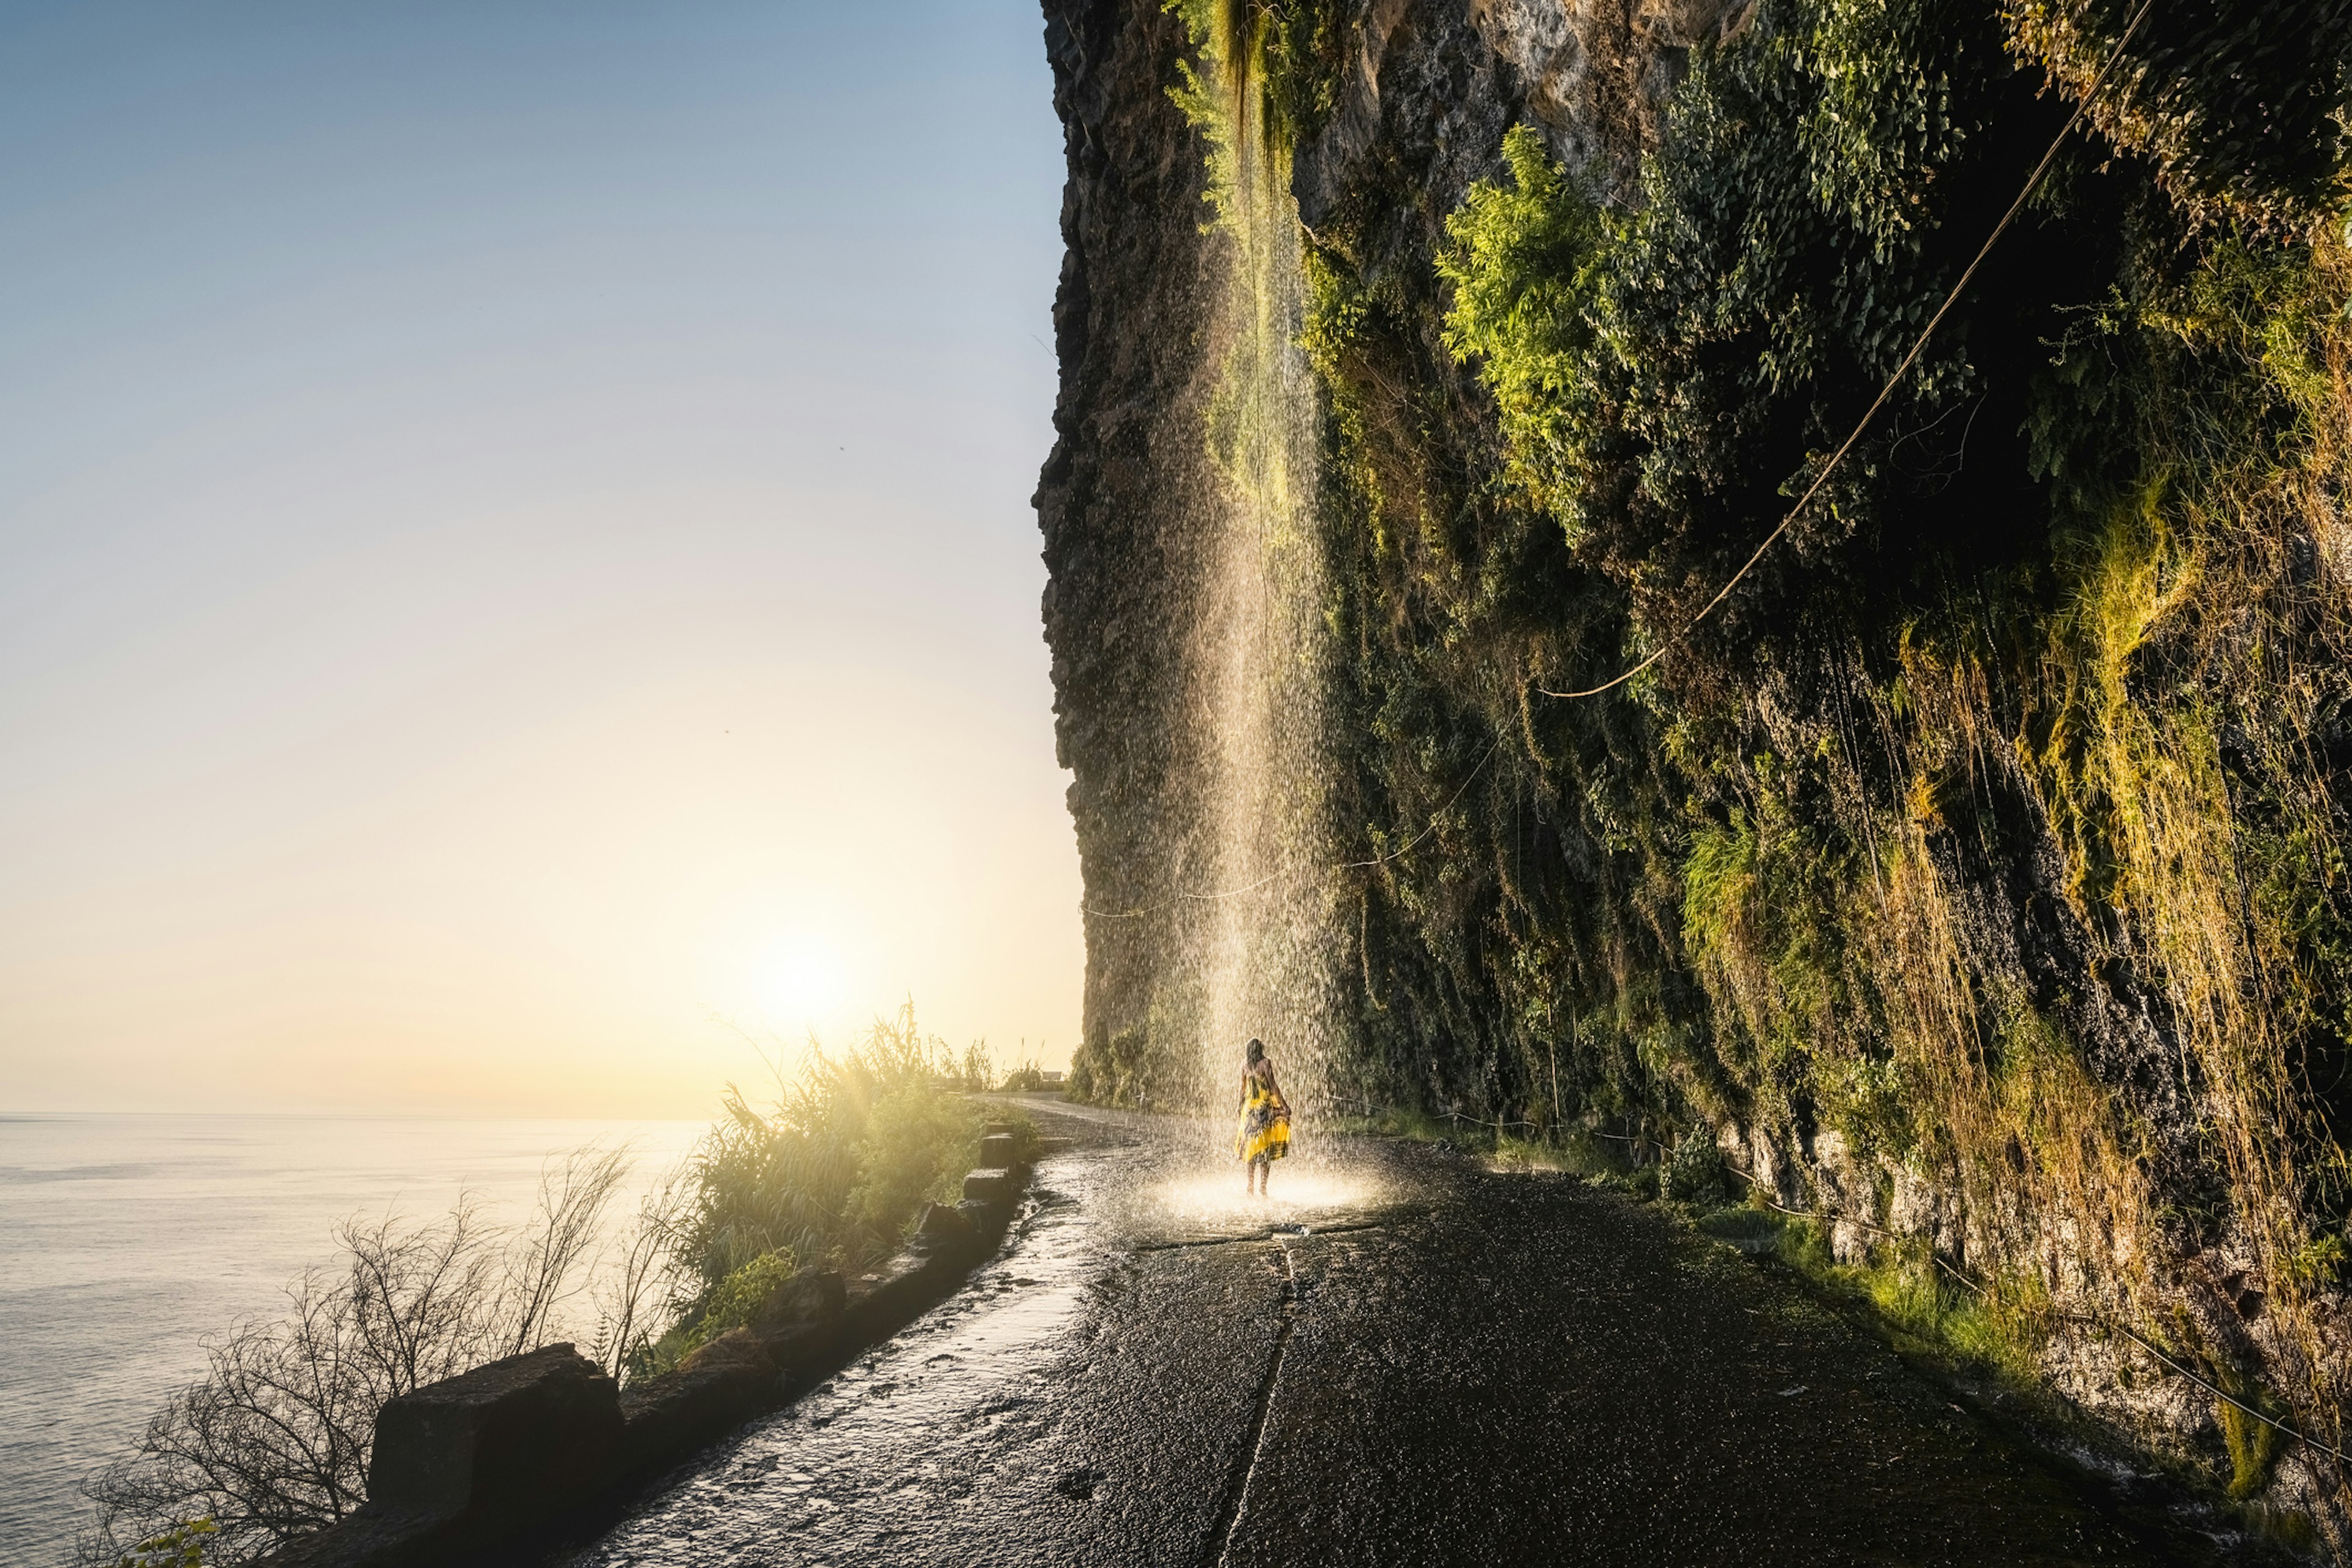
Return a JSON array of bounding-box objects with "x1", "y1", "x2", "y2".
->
[
  {"x1": 750, "y1": 1266, "x2": 845, "y2": 1334},
  {"x1": 619, "y1": 1340, "x2": 780, "y2": 1478},
  {"x1": 911, "y1": 1199, "x2": 976, "y2": 1253},
  {"x1": 367, "y1": 1343, "x2": 622, "y2": 1529}
]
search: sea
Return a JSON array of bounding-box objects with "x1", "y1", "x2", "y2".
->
[{"x1": 0, "y1": 1114, "x2": 704, "y2": 1566}]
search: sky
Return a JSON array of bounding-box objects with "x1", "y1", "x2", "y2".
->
[{"x1": 0, "y1": 1, "x2": 1083, "y2": 1117}]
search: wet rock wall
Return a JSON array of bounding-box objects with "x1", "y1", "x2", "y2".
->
[
  {"x1": 1035, "y1": 0, "x2": 1222, "y2": 1096},
  {"x1": 1037, "y1": 0, "x2": 2352, "y2": 1537}
]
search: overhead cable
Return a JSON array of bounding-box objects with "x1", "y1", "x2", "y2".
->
[{"x1": 1538, "y1": 0, "x2": 2158, "y2": 701}]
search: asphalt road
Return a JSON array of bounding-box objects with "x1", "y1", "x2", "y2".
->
[{"x1": 549, "y1": 1106, "x2": 2266, "y2": 1567}]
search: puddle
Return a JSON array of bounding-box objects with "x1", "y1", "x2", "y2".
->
[{"x1": 551, "y1": 1152, "x2": 1110, "y2": 1566}]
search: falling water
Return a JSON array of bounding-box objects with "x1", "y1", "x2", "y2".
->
[{"x1": 1177, "y1": 4, "x2": 1345, "y2": 1134}]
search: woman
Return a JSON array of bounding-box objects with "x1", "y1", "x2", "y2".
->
[{"x1": 1234, "y1": 1038, "x2": 1291, "y2": 1196}]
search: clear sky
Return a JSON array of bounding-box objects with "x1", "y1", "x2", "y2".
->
[{"x1": 0, "y1": 1, "x2": 1082, "y2": 1117}]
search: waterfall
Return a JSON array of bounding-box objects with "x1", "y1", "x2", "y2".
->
[{"x1": 1179, "y1": 2, "x2": 1343, "y2": 1133}]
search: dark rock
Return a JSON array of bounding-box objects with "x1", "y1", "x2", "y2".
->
[
  {"x1": 979, "y1": 1133, "x2": 1026, "y2": 1171},
  {"x1": 675, "y1": 1326, "x2": 774, "y2": 1378},
  {"x1": 367, "y1": 1343, "x2": 622, "y2": 1531},
  {"x1": 748, "y1": 1266, "x2": 844, "y2": 1333},
  {"x1": 1054, "y1": 1465, "x2": 1107, "y2": 1501},
  {"x1": 963, "y1": 1167, "x2": 1015, "y2": 1203},
  {"x1": 618, "y1": 1351, "x2": 777, "y2": 1478},
  {"x1": 911, "y1": 1199, "x2": 976, "y2": 1253},
  {"x1": 983, "y1": 1120, "x2": 1020, "y2": 1139}
]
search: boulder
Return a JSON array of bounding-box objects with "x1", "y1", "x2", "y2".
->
[{"x1": 367, "y1": 1343, "x2": 623, "y2": 1535}]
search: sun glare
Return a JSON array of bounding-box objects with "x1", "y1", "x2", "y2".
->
[{"x1": 753, "y1": 932, "x2": 846, "y2": 1026}]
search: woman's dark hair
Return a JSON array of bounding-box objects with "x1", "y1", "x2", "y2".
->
[{"x1": 1246, "y1": 1038, "x2": 1265, "y2": 1065}]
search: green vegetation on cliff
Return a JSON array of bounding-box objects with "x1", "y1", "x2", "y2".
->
[{"x1": 1082, "y1": 0, "x2": 2352, "y2": 1512}]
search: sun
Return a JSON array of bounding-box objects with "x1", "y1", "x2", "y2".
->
[{"x1": 752, "y1": 932, "x2": 846, "y2": 1025}]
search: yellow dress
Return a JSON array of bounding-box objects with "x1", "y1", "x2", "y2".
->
[{"x1": 1235, "y1": 1071, "x2": 1291, "y2": 1164}]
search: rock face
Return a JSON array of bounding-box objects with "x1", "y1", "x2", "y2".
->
[
  {"x1": 1034, "y1": 0, "x2": 1223, "y2": 1071},
  {"x1": 1036, "y1": 0, "x2": 1735, "y2": 1078},
  {"x1": 1468, "y1": 0, "x2": 1751, "y2": 187},
  {"x1": 1034, "y1": 0, "x2": 2352, "y2": 1531},
  {"x1": 1288, "y1": 0, "x2": 1751, "y2": 238}
]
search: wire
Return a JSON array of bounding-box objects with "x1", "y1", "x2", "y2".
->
[
  {"x1": 1080, "y1": 739, "x2": 1502, "y2": 921},
  {"x1": 1080, "y1": 2, "x2": 2158, "y2": 912},
  {"x1": 1537, "y1": 0, "x2": 2158, "y2": 701}
]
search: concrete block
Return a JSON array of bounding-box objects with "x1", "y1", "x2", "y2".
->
[
  {"x1": 911, "y1": 1199, "x2": 976, "y2": 1254},
  {"x1": 367, "y1": 1344, "x2": 623, "y2": 1532},
  {"x1": 750, "y1": 1267, "x2": 844, "y2": 1333},
  {"x1": 618, "y1": 1341, "x2": 778, "y2": 1476},
  {"x1": 839, "y1": 1250, "x2": 963, "y2": 1344}
]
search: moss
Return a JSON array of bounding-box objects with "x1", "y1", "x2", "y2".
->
[
  {"x1": 1768, "y1": 1221, "x2": 2052, "y2": 1389},
  {"x1": 1120, "y1": 0, "x2": 2352, "y2": 1469},
  {"x1": 2215, "y1": 1375, "x2": 2291, "y2": 1500}
]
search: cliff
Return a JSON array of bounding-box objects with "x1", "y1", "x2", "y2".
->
[{"x1": 1038, "y1": 0, "x2": 2352, "y2": 1539}]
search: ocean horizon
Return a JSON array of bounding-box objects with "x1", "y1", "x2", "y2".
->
[{"x1": 0, "y1": 1112, "x2": 704, "y2": 1566}]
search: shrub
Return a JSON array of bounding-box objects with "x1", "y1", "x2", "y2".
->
[
  {"x1": 672, "y1": 1004, "x2": 989, "y2": 1294},
  {"x1": 114, "y1": 1520, "x2": 215, "y2": 1567},
  {"x1": 80, "y1": 1148, "x2": 634, "y2": 1566},
  {"x1": 635, "y1": 1249, "x2": 801, "y2": 1379},
  {"x1": 846, "y1": 1085, "x2": 984, "y2": 1238},
  {"x1": 1660, "y1": 1128, "x2": 1730, "y2": 1205}
]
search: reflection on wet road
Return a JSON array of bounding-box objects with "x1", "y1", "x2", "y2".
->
[{"x1": 553, "y1": 1108, "x2": 2259, "y2": 1567}]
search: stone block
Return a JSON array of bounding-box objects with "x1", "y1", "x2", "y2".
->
[
  {"x1": 911, "y1": 1199, "x2": 976, "y2": 1254},
  {"x1": 760, "y1": 1321, "x2": 839, "y2": 1393},
  {"x1": 750, "y1": 1267, "x2": 845, "y2": 1333},
  {"x1": 979, "y1": 1133, "x2": 1027, "y2": 1171},
  {"x1": 963, "y1": 1166, "x2": 1014, "y2": 1203},
  {"x1": 675, "y1": 1326, "x2": 773, "y2": 1378},
  {"x1": 367, "y1": 1343, "x2": 623, "y2": 1531},
  {"x1": 839, "y1": 1250, "x2": 963, "y2": 1344},
  {"x1": 617, "y1": 1344, "x2": 778, "y2": 1477},
  {"x1": 957, "y1": 1196, "x2": 1009, "y2": 1238}
]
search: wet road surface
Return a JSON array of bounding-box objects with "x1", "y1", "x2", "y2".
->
[{"x1": 551, "y1": 1107, "x2": 2261, "y2": 1567}]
